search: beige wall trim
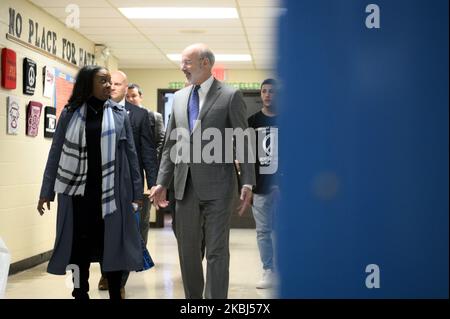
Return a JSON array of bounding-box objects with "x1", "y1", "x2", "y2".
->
[{"x1": 9, "y1": 250, "x2": 52, "y2": 276}]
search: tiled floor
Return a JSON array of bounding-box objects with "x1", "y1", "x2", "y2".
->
[{"x1": 5, "y1": 223, "x2": 276, "y2": 299}]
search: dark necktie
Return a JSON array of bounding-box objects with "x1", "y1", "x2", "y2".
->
[{"x1": 188, "y1": 85, "x2": 200, "y2": 132}]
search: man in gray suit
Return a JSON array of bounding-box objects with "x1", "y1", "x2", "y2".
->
[{"x1": 151, "y1": 43, "x2": 255, "y2": 299}]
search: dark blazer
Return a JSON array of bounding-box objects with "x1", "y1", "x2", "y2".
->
[
  {"x1": 147, "y1": 109, "x2": 165, "y2": 161},
  {"x1": 124, "y1": 101, "x2": 157, "y2": 188}
]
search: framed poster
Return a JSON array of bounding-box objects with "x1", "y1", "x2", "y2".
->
[
  {"x1": 1, "y1": 48, "x2": 16, "y2": 89},
  {"x1": 26, "y1": 101, "x2": 42, "y2": 137},
  {"x1": 23, "y1": 58, "x2": 37, "y2": 95},
  {"x1": 43, "y1": 66, "x2": 55, "y2": 98},
  {"x1": 7, "y1": 96, "x2": 20, "y2": 135},
  {"x1": 44, "y1": 106, "x2": 56, "y2": 138},
  {"x1": 54, "y1": 69, "x2": 75, "y2": 120}
]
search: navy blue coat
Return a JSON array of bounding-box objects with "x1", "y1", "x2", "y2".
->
[{"x1": 39, "y1": 100, "x2": 143, "y2": 274}]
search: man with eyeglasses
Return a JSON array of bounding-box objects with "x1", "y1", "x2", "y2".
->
[{"x1": 151, "y1": 43, "x2": 255, "y2": 299}]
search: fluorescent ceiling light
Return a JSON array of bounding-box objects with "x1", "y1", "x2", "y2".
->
[
  {"x1": 167, "y1": 54, "x2": 252, "y2": 62},
  {"x1": 119, "y1": 7, "x2": 238, "y2": 19}
]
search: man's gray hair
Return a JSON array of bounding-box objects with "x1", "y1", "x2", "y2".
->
[{"x1": 200, "y1": 48, "x2": 215, "y2": 67}]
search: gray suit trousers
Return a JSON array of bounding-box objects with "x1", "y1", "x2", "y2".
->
[{"x1": 175, "y1": 173, "x2": 237, "y2": 299}]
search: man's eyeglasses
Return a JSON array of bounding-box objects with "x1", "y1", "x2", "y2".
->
[{"x1": 180, "y1": 56, "x2": 205, "y2": 67}]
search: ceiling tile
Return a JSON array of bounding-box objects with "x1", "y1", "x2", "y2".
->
[
  {"x1": 245, "y1": 27, "x2": 276, "y2": 36},
  {"x1": 111, "y1": 48, "x2": 162, "y2": 55},
  {"x1": 248, "y1": 41, "x2": 275, "y2": 49},
  {"x1": 138, "y1": 27, "x2": 245, "y2": 36},
  {"x1": 237, "y1": 0, "x2": 280, "y2": 7},
  {"x1": 159, "y1": 42, "x2": 250, "y2": 51},
  {"x1": 78, "y1": 27, "x2": 139, "y2": 35},
  {"x1": 78, "y1": 18, "x2": 133, "y2": 27},
  {"x1": 242, "y1": 18, "x2": 277, "y2": 28},
  {"x1": 109, "y1": 0, "x2": 235, "y2": 7},
  {"x1": 148, "y1": 35, "x2": 248, "y2": 43},
  {"x1": 250, "y1": 52, "x2": 276, "y2": 58},
  {"x1": 29, "y1": 0, "x2": 279, "y2": 70},
  {"x1": 41, "y1": 7, "x2": 123, "y2": 18},
  {"x1": 86, "y1": 34, "x2": 148, "y2": 43},
  {"x1": 239, "y1": 7, "x2": 282, "y2": 18},
  {"x1": 107, "y1": 42, "x2": 156, "y2": 49},
  {"x1": 131, "y1": 20, "x2": 241, "y2": 28},
  {"x1": 113, "y1": 53, "x2": 165, "y2": 59},
  {"x1": 30, "y1": 0, "x2": 110, "y2": 8}
]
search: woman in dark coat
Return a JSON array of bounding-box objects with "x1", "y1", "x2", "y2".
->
[{"x1": 37, "y1": 65, "x2": 143, "y2": 299}]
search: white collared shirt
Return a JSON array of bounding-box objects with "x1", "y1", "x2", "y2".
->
[
  {"x1": 196, "y1": 75, "x2": 215, "y2": 111},
  {"x1": 118, "y1": 97, "x2": 126, "y2": 107}
]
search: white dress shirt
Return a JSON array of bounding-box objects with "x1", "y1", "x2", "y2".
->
[{"x1": 196, "y1": 75, "x2": 215, "y2": 111}]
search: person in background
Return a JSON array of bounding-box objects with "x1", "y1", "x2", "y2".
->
[
  {"x1": 37, "y1": 65, "x2": 144, "y2": 299},
  {"x1": 247, "y1": 78, "x2": 279, "y2": 289},
  {"x1": 126, "y1": 83, "x2": 165, "y2": 246},
  {"x1": 97, "y1": 71, "x2": 157, "y2": 298},
  {"x1": 151, "y1": 43, "x2": 255, "y2": 299},
  {"x1": 127, "y1": 83, "x2": 165, "y2": 161}
]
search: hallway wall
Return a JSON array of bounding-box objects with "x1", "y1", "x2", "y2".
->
[
  {"x1": 0, "y1": 0, "x2": 94, "y2": 263},
  {"x1": 122, "y1": 68, "x2": 273, "y2": 111}
]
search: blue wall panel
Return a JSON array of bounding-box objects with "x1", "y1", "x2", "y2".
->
[{"x1": 277, "y1": 0, "x2": 448, "y2": 298}]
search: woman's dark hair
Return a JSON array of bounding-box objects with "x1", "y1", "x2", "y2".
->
[{"x1": 67, "y1": 65, "x2": 108, "y2": 109}]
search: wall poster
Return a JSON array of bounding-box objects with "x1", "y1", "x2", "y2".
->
[
  {"x1": 26, "y1": 101, "x2": 42, "y2": 137},
  {"x1": 43, "y1": 66, "x2": 55, "y2": 98},
  {"x1": 1, "y1": 48, "x2": 16, "y2": 89},
  {"x1": 44, "y1": 106, "x2": 56, "y2": 138},
  {"x1": 7, "y1": 96, "x2": 20, "y2": 135},
  {"x1": 23, "y1": 58, "x2": 37, "y2": 95},
  {"x1": 54, "y1": 69, "x2": 75, "y2": 120}
]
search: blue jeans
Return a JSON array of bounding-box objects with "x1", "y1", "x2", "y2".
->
[{"x1": 252, "y1": 189, "x2": 277, "y2": 271}]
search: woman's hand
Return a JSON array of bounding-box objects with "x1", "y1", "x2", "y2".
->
[{"x1": 37, "y1": 198, "x2": 51, "y2": 216}]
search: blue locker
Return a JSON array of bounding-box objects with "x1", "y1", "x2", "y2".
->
[{"x1": 277, "y1": 0, "x2": 448, "y2": 298}]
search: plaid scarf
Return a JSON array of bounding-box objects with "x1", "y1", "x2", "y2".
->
[{"x1": 54, "y1": 101, "x2": 117, "y2": 218}]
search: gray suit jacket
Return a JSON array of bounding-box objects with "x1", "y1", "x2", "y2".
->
[{"x1": 157, "y1": 79, "x2": 255, "y2": 201}]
